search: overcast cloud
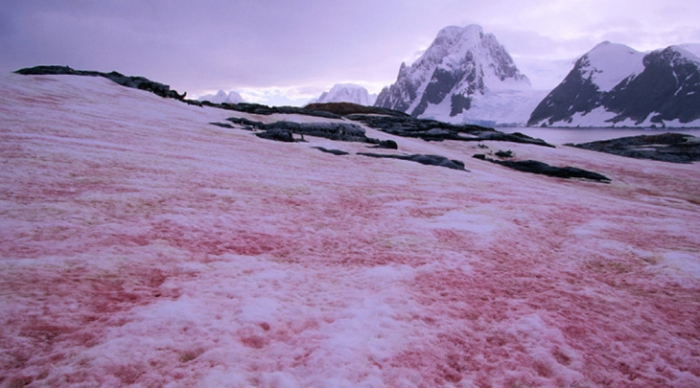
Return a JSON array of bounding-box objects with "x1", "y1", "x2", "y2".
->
[{"x1": 2, "y1": 0, "x2": 699, "y2": 105}]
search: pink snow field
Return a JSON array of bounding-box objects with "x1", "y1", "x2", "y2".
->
[{"x1": 1, "y1": 73, "x2": 699, "y2": 388}]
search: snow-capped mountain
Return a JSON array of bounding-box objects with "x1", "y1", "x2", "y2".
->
[
  {"x1": 375, "y1": 24, "x2": 539, "y2": 126},
  {"x1": 528, "y1": 42, "x2": 700, "y2": 127},
  {"x1": 198, "y1": 89, "x2": 244, "y2": 104},
  {"x1": 311, "y1": 83, "x2": 377, "y2": 106}
]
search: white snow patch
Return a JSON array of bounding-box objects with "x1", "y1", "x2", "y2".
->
[{"x1": 583, "y1": 41, "x2": 646, "y2": 92}]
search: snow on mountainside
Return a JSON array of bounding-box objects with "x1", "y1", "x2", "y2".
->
[
  {"x1": 2, "y1": 72, "x2": 700, "y2": 387},
  {"x1": 198, "y1": 89, "x2": 244, "y2": 104},
  {"x1": 311, "y1": 83, "x2": 377, "y2": 106},
  {"x1": 375, "y1": 24, "x2": 539, "y2": 126},
  {"x1": 529, "y1": 42, "x2": 700, "y2": 127}
]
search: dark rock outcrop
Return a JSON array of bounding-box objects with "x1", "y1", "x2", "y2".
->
[
  {"x1": 304, "y1": 102, "x2": 409, "y2": 117},
  {"x1": 312, "y1": 147, "x2": 349, "y2": 156},
  {"x1": 226, "y1": 117, "x2": 396, "y2": 148},
  {"x1": 569, "y1": 133, "x2": 700, "y2": 163},
  {"x1": 358, "y1": 153, "x2": 466, "y2": 171},
  {"x1": 215, "y1": 102, "x2": 342, "y2": 119},
  {"x1": 209, "y1": 122, "x2": 235, "y2": 129},
  {"x1": 15, "y1": 65, "x2": 187, "y2": 100},
  {"x1": 473, "y1": 154, "x2": 610, "y2": 182},
  {"x1": 255, "y1": 129, "x2": 295, "y2": 142},
  {"x1": 346, "y1": 114, "x2": 554, "y2": 147}
]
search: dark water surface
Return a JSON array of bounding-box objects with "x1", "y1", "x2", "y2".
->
[{"x1": 499, "y1": 127, "x2": 700, "y2": 146}]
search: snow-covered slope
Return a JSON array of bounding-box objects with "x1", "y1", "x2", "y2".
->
[
  {"x1": 529, "y1": 42, "x2": 700, "y2": 127},
  {"x1": 311, "y1": 83, "x2": 377, "y2": 106},
  {"x1": 198, "y1": 89, "x2": 244, "y2": 104},
  {"x1": 2, "y1": 72, "x2": 700, "y2": 387},
  {"x1": 375, "y1": 24, "x2": 539, "y2": 126}
]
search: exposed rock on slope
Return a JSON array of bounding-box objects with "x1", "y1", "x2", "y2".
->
[
  {"x1": 225, "y1": 117, "x2": 398, "y2": 148},
  {"x1": 473, "y1": 155, "x2": 611, "y2": 182},
  {"x1": 357, "y1": 153, "x2": 467, "y2": 171},
  {"x1": 15, "y1": 65, "x2": 187, "y2": 100},
  {"x1": 569, "y1": 133, "x2": 700, "y2": 163},
  {"x1": 304, "y1": 102, "x2": 409, "y2": 117},
  {"x1": 347, "y1": 114, "x2": 554, "y2": 147},
  {"x1": 528, "y1": 42, "x2": 700, "y2": 127}
]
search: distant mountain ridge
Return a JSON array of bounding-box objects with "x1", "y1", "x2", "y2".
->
[
  {"x1": 311, "y1": 84, "x2": 377, "y2": 106},
  {"x1": 528, "y1": 42, "x2": 700, "y2": 127},
  {"x1": 375, "y1": 24, "x2": 542, "y2": 126},
  {"x1": 198, "y1": 90, "x2": 244, "y2": 104}
]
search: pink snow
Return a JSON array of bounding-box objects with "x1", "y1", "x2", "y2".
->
[{"x1": 1, "y1": 73, "x2": 699, "y2": 387}]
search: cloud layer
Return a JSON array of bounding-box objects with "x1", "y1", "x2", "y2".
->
[{"x1": 2, "y1": 0, "x2": 699, "y2": 104}]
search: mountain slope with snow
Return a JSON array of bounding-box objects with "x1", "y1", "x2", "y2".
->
[
  {"x1": 198, "y1": 89, "x2": 244, "y2": 104},
  {"x1": 1, "y1": 72, "x2": 700, "y2": 387},
  {"x1": 529, "y1": 42, "x2": 700, "y2": 127},
  {"x1": 311, "y1": 83, "x2": 377, "y2": 106},
  {"x1": 375, "y1": 25, "x2": 540, "y2": 126}
]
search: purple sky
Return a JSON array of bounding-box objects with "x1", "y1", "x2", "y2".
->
[{"x1": 2, "y1": 0, "x2": 699, "y2": 105}]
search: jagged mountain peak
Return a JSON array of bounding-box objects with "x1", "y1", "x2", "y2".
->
[{"x1": 376, "y1": 24, "x2": 532, "y2": 123}]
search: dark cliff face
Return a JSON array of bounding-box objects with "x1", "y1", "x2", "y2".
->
[{"x1": 528, "y1": 46, "x2": 700, "y2": 127}]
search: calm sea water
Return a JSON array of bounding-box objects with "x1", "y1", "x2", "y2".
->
[{"x1": 498, "y1": 127, "x2": 700, "y2": 146}]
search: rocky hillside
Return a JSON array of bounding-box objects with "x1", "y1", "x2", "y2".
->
[{"x1": 528, "y1": 42, "x2": 700, "y2": 128}]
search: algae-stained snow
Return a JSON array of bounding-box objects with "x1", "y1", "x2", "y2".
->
[{"x1": 1, "y1": 73, "x2": 700, "y2": 387}]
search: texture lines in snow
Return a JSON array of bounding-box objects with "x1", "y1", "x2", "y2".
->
[{"x1": 1, "y1": 74, "x2": 700, "y2": 387}]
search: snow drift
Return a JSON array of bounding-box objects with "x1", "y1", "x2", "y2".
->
[{"x1": 1, "y1": 72, "x2": 700, "y2": 387}]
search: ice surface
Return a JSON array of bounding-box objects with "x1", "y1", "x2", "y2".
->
[{"x1": 1, "y1": 73, "x2": 699, "y2": 387}]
